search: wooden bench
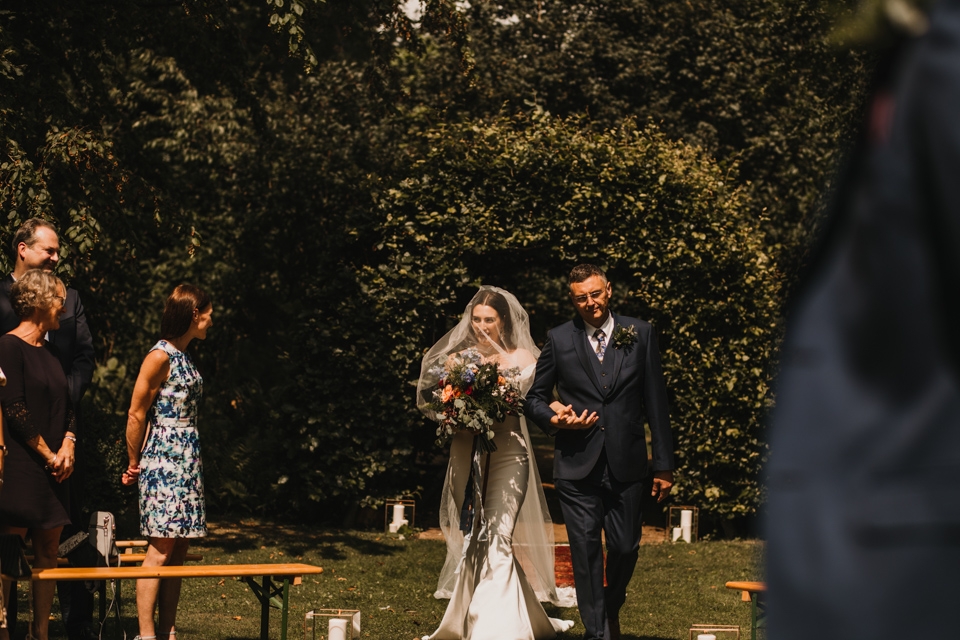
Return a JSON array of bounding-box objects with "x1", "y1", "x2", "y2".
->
[
  {"x1": 117, "y1": 540, "x2": 148, "y2": 550},
  {"x1": 31, "y1": 553, "x2": 204, "y2": 566},
  {"x1": 20, "y1": 563, "x2": 322, "y2": 640},
  {"x1": 114, "y1": 553, "x2": 202, "y2": 564},
  {"x1": 98, "y1": 553, "x2": 205, "y2": 623},
  {"x1": 24, "y1": 551, "x2": 204, "y2": 622},
  {"x1": 725, "y1": 581, "x2": 766, "y2": 640}
]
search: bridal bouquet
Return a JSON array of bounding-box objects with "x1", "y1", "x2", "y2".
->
[{"x1": 425, "y1": 348, "x2": 524, "y2": 454}]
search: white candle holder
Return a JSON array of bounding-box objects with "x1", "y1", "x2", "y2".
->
[
  {"x1": 688, "y1": 624, "x2": 740, "y2": 640},
  {"x1": 384, "y1": 498, "x2": 416, "y2": 533},
  {"x1": 304, "y1": 608, "x2": 360, "y2": 640},
  {"x1": 667, "y1": 505, "x2": 700, "y2": 543}
]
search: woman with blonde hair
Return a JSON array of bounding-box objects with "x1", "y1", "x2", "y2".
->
[{"x1": 0, "y1": 269, "x2": 75, "y2": 640}]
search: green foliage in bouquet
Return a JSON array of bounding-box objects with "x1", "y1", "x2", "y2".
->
[{"x1": 424, "y1": 349, "x2": 524, "y2": 454}]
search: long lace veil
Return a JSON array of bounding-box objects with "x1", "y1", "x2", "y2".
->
[{"x1": 417, "y1": 286, "x2": 573, "y2": 606}]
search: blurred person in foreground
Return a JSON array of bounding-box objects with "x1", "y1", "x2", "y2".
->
[
  {"x1": 0, "y1": 270, "x2": 76, "y2": 640},
  {"x1": 121, "y1": 284, "x2": 212, "y2": 640},
  {"x1": 767, "y1": 1, "x2": 960, "y2": 638}
]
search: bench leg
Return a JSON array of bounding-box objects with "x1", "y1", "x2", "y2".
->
[
  {"x1": 750, "y1": 591, "x2": 767, "y2": 640},
  {"x1": 280, "y1": 578, "x2": 290, "y2": 640},
  {"x1": 260, "y1": 576, "x2": 271, "y2": 640},
  {"x1": 243, "y1": 575, "x2": 288, "y2": 640},
  {"x1": 99, "y1": 581, "x2": 106, "y2": 624}
]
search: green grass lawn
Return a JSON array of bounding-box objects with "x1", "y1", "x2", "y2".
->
[{"x1": 13, "y1": 520, "x2": 762, "y2": 640}]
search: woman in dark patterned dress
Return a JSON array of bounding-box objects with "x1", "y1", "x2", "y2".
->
[
  {"x1": 121, "y1": 284, "x2": 212, "y2": 640},
  {"x1": 0, "y1": 269, "x2": 76, "y2": 640}
]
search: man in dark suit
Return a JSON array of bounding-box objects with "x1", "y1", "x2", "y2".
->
[
  {"x1": 0, "y1": 218, "x2": 96, "y2": 640},
  {"x1": 766, "y1": 2, "x2": 960, "y2": 638},
  {"x1": 527, "y1": 264, "x2": 674, "y2": 640}
]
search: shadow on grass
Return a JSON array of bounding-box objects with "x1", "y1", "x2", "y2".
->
[{"x1": 203, "y1": 517, "x2": 404, "y2": 560}]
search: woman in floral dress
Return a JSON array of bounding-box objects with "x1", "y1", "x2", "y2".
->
[{"x1": 121, "y1": 284, "x2": 213, "y2": 640}]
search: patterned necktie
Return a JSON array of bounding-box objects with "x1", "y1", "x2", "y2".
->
[{"x1": 594, "y1": 329, "x2": 607, "y2": 362}]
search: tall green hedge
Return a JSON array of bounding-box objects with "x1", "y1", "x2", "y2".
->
[
  {"x1": 349, "y1": 112, "x2": 779, "y2": 518},
  {"x1": 0, "y1": 0, "x2": 859, "y2": 529}
]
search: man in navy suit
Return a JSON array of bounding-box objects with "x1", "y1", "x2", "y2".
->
[
  {"x1": 527, "y1": 264, "x2": 674, "y2": 640},
  {"x1": 0, "y1": 218, "x2": 96, "y2": 639}
]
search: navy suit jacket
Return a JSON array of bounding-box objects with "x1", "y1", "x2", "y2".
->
[
  {"x1": 526, "y1": 312, "x2": 673, "y2": 482},
  {"x1": 0, "y1": 274, "x2": 95, "y2": 411}
]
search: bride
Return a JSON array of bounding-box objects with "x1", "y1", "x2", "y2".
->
[{"x1": 417, "y1": 286, "x2": 575, "y2": 640}]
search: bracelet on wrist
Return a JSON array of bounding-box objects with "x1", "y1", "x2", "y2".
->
[{"x1": 64, "y1": 435, "x2": 77, "y2": 443}]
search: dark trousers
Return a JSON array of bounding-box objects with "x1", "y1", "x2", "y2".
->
[
  {"x1": 556, "y1": 449, "x2": 645, "y2": 640},
  {"x1": 59, "y1": 523, "x2": 96, "y2": 639},
  {"x1": 58, "y1": 580, "x2": 95, "y2": 637}
]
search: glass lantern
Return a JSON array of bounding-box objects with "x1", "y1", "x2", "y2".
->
[
  {"x1": 666, "y1": 505, "x2": 699, "y2": 543},
  {"x1": 384, "y1": 498, "x2": 416, "y2": 533},
  {"x1": 304, "y1": 609, "x2": 360, "y2": 640},
  {"x1": 688, "y1": 624, "x2": 740, "y2": 640}
]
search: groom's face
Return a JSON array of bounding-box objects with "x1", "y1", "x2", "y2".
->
[{"x1": 570, "y1": 275, "x2": 612, "y2": 326}]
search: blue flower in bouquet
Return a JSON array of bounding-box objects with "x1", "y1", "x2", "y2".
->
[
  {"x1": 461, "y1": 367, "x2": 477, "y2": 384},
  {"x1": 428, "y1": 365, "x2": 447, "y2": 383},
  {"x1": 462, "y1": 348, "x2": 483, "y2": 365}
]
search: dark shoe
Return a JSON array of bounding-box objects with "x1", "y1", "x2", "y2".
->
[
  {"x1": 607, "y1": 616, "x2": 621, "y2": 640},
  {"x1": 67, "y1": 626, "x2": 99, "y2": 640}
]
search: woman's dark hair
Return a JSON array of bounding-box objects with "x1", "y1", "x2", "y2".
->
[
  {"x1": 471, "y1": 289, "x2": 515, "y2": 350},
  {"x1": 160, "y1": 284, "x2": 211, "y2": 340}
]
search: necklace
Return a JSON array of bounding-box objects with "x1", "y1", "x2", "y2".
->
[{"x1": 13, "y1": 323, "x2": 46, "y2": 346}]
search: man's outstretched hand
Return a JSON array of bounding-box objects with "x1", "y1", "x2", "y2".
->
[{"x1": 550, "y1": 404, "x2": 599, "y2": 429}]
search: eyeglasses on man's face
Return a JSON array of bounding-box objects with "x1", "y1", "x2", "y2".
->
[{"x1": 572, "y1": 290, "x2": 606, "y2": 305}]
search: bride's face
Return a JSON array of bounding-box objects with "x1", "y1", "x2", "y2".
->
[{"x1": 471, "y1": 304, "x2": 503, "y2": 346}]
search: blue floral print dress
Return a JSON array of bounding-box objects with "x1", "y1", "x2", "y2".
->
[{"x1": 138, "y1": 340, "x2": 206, "y2": 538}]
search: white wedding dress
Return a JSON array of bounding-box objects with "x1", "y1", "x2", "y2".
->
[{"x1": 424, "y1": 364, "x2": 575, "y2": 640}]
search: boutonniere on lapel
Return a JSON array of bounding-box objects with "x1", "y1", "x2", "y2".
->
[{"x1": 611, "y1": 324, "x2": 638, "y2": 350}]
